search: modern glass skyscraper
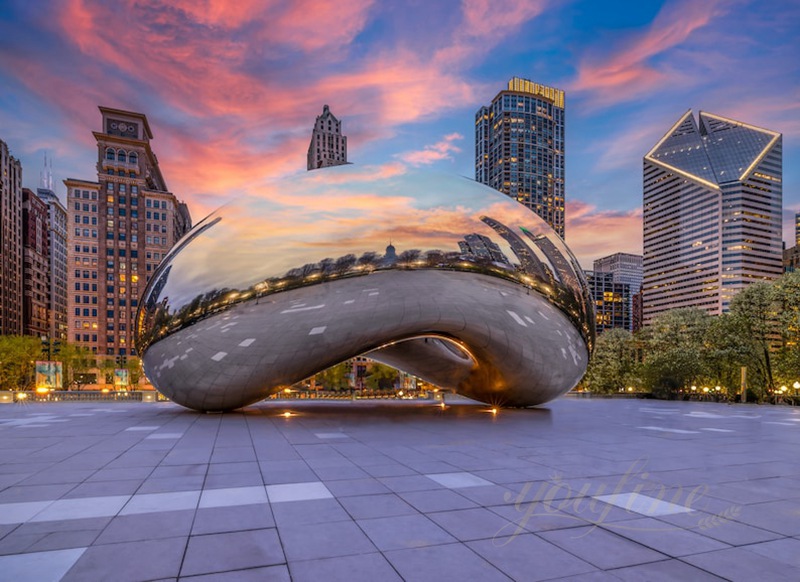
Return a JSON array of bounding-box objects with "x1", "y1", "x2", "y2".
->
[
  {"x1": 476, "y1": 78, "x2": 566, "y2": 238},
  {"x1": 585, "y1": 270, "x2": 632, "y2": 333},
  {"x1": 643, "y1": 110, "x2": 782, "y2": 324},
  {"x1": 592, "y1": 253, "x2": 642, "y2": 332}
]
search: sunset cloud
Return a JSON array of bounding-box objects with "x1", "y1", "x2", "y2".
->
[
  {"x1": 0, "y1": 0, "x2": 797, "y2": 262},
  {"x1": 571, "y1": 0, "x2": 724, "y2": 104},
  {"x1": 398, "y1": 133, "x2": 464, "y2": 165},
  {"x1": 566, "y1": 200, "x2": 643, "y2": 268}
]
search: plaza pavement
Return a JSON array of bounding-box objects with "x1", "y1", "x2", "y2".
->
[{"x1": 0, "y1": 397, "x2": 799, "y2": 581}]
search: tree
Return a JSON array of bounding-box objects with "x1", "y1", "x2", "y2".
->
[
  {"x1": 729, "y1": 282, "x2": 777, "y2": 399},
  {"x1": 771, "y1": 272, "x2": 800, "y2": 388},
  {"x1": 0, "y1": 336, "x2": 40, "y2": 390},
  {"x1": 126, "y1": 356, "x2": 143, "y2": 386},
  {"x1": 584, "y1": 329, "x2": 638, "y2": 394},
  {"x1": 639, "y1": 308, "x2": 711, "y2": 398},
  {"x1": 60, "y1": 343, "x2": 97, "y2": 389},
  {"x1": 701, "y1": 313, "x2": 751, "y2": 394},
  {"x1": 316, "y1": 362, "x2": 351, "y2": 390},
  {"x1": 364, "y1": 363, "x2": 399, "y2": 390}
]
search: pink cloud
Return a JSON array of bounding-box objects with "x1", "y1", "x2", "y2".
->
[
  {"x1": 566, "y1": 200, "x2": 642, "y2": 268},
  {"x1": 461, "y1": 0, "x2": 546, "y2": 37},
  {"x1": 571, "y1": 0, "x2": 724, "y2": 103},
  {"x1": 398, "y1": 133, "x2": 463, "y2": 165},
  {"x1": 436, "y1": 0, "x2": 547, "y2": 64}
]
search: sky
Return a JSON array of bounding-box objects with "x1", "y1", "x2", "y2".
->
[{"x1": 0, "y1": 0, "x2": 798, "y2": 268}]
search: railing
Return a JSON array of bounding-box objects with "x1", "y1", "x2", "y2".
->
[
  {"x1": 4, "y1": 390, "x2": 169, "y2": 403},
  {"x1": 267, "y1": 390, "x2": 435, "y2": 401}
]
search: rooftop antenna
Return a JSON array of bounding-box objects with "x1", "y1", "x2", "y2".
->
[{"x1": 39, "y1": 152, "x2": 54, "y2": 191}]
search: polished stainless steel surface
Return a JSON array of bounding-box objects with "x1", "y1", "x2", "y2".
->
[{"x1": 135, "y1": 167, "x2": 594, "y2": 411}]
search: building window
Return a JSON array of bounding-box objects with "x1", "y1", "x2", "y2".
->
[
  {"x1": 128, "y1": 152, "x2": 138, "y2": 164},
  {"x1": 106, "y1": 148, "x2": 115, "y2": 161},
  {"x1": 117, "y1": 150, "x2": 126, "y2": 162}
]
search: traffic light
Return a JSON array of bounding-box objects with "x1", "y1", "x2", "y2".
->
[
  {"x1": 52, "y1": 340, "x2": 61, "y2": 356},
  {"x1": 115, "y1": 356, "x2": 122, "y2": 367},
  {"x1": 41, "y1": 336, "x2": 49, "y2": 357}
]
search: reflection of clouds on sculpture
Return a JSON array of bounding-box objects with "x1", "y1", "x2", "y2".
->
[{"x1": 136, "y1": 167, "x2": 594, "y2": 412}]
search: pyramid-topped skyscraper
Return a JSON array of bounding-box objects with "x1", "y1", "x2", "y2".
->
[{"x1": 643, "y1": 110, "x2": 782, "y2": 324}]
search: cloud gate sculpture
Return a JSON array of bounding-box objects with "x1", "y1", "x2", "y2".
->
[{"x1": 135, "y1": 167, "x2": 594, "y2": 412}]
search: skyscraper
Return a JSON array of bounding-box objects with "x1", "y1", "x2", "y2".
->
[
  {"x1": 22, "y1": 188, "x2": 50, "y2": 337},
  {"x1": 476, "y1": 77, "x2": 566, "y2": 237},
  {"x1": 585, "y1": 270, "x2": 632, "y2": 333},
  {"x1": 65, "y1": 107, "x2": 191, "y2": 360},
  {"x1": 0, "y1": 138, "x2": 23, "y2": 335},
  {"x1": 307, "y1": 105, "x2": 348, "y2": 171},
  {"x1": 37, "y1": 155, "x2": 69, "y2": 340},
  {"x1": 643, "y1": 110, "x2": 782, "y2": 324},
  {"x1": 593, "y1": 253, "x2": 643, "y2": 292},
  {"x1": 795, "y1": 211, "x2": 799, "y2": 246},
  {"x1": 592, "y1": 252, "x2": 642, "y2": 332}
]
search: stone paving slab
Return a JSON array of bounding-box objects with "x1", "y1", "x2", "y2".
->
[{"x1": 1, "y1": 397, "x2": 799, "y2": 580}]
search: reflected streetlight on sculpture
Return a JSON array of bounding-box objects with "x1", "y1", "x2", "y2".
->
[{"x1": 134, "y1": 167, "x2": 595, "y2": 412}]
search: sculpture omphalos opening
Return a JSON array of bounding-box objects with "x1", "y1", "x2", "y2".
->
[{"x1": 135, "y1": 167, "x2": 594, "y2": 412}]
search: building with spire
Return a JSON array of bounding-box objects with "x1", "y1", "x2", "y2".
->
[
  {"x1": 643, "y1": 110, "x2": 782, "y2": 324},
  {"x1": 307, "y1": 105, "x2": 348, "y2": 171},
  {"x1": 476, "y1": 77, "x2": 566, "y2": 238},
  {"x1": 1, "y1": 138, "x2": 23, "y2": 335},
  {"x1": 65, "y1": 107, "x2": 191, "y2": 360},
  {"x1": 36, "y1": 154, "x2": 68, "y2": 340}
]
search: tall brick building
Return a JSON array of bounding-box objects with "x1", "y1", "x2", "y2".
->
[{"x1": 65, "y1": 107, "x2": 191, "y2": 360}]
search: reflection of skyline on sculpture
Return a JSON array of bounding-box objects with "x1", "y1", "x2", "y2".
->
[
  {"x1": 135, "y1": 168, "x2": 593, "y2": 411},
  {"x1": 152, "y1": 168, "x2": 581, "y2": 308}
]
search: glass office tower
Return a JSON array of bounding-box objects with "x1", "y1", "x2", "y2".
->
[
  {"x1": 643, "y1": 111, "x2": 782, "y2": 324},
  {"x1": 476, "y1": 78, "x2": 566, "y2": 238}
]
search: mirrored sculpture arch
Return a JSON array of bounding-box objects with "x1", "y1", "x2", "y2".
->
[{"x1": 135, "y1": 167, "x2": 594, "y2": 411}]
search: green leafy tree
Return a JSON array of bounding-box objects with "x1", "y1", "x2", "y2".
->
[
  {"x1": 701, "y1": 314, "x2": 751, "y2": 394},
  {"x1": 0, "y1": 336, "x2": 40, "y2": 390},
  {"x1": 316, "y1": 362, "x2": 351, "y2": 390},
  {"x1": 584, "y1": 329, "x2": 638, "y2": 394},
  {"x1": 126, "y1": 356, "x2": 143, "y2": 386},
  {"x1": 729, "y1": 282, "x2": 777, "y2": 399},
  {"x1": 772, "y1": 272, "x2": 800, "y2": 388},
  {"x1": 60, "y1": 343, "x2": 97, "y2": 389},
  {"x1": 364, "y1": 363, "x2": 399, "y2": 390},
  {"x1": 639, "y1": 308, "x2": 711, "y2": 398}
]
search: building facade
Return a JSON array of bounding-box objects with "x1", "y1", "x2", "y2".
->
[
  {"x1": 36, "y1": 186, "x2": 68, "y2": 340},
  {"x1": 22, "y1": 188, "x2": 50, "y2": 337},
  {"x1": 585, "y1": 270, "x2": 633, "y2": 333},
  {"x1": 592, "y1": 253, "x2": 643, "y2": 291},
  {"x1": 307, "y1": 105, "x2": 348, "y2": 170},
  {"x1": 476, "y1": 77, "x2": 566, "y2": 237},
  {"x1": 0, "y1": 139, "x2": 23, "y2": 335},
  {"x1": 65, "y1": 107, "x2": 191, "y2": 359},
  {"x1": 643, "y1": 110, "x2": 782, "y2": 324},
  {"x1": 784, "y1": 245, "x2": 800, "y2": 273},
  {"x1": 795, "y1": 212, "x2": 800, "y2": 246},
  {"x1": 592, "y1": 253, "x2": 642, "y2": 332}
]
